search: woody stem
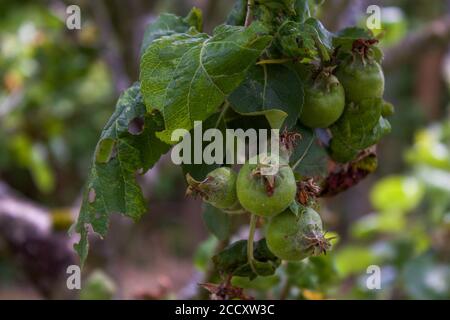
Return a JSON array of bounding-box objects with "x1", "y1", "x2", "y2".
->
[
  {"x1": 244, "y1": 0, "x2": 255, "y2": 27},
  {"x1": 247, "y1": 214, "x2": 258, "y2": 274}
]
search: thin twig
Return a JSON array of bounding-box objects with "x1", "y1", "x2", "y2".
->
[
  {"x1": 292, "y1": 136, "x2": 315, "y2": 170},
  {"x1": 384, "y1": 15, "x2": 450, "y2": 71},
  {"x1": 89, "y1": 0, "x2": 130, "y2": 93},
  {"x1": 247, "y1": 214, "x2": 258, "y2": 274},
  {"x1": 279, "y1": 279, "x2": 292, "y2": 300},
  {"x1": 256, "y1": 58, "x2": 293, "y2": 65},
  {"x1": 215, "y1": 101, "x2": 230, "y2": 128},
  {"x1": 244, "y1": 0, "x2": 255, "y2": 27},
  {"x1": 0, "y1": 181, "x2": 76, "y2": 298}
]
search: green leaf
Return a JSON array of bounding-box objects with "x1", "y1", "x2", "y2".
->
[
  {"x1": 9, "y1": 136, "x2": 55, "y2": 194},
  {"x1": 406, "y1": 125, "x2": 450, "y2": 171},
  {"x1": 213, "y1": 240, "x2": 247, "y2": 274},
  {"x1": 260, "y1": 0, "x2": 296, "y2": 12},
  {"x1": 140, "y1": 8, "x2": 203, "y2": 56},
  {"x1": 351, "y1": 212, "x2": 406, "y2": 238},
  {"x1": 371, "y1": 45, "x2": 384, "y2": 63},
  {"x1": 373, "y1": 116, "x2": 392, "y2": 141},
  {"x1": 289, "y1": 200, "x2": 306, "y2": 217},
  {"x1": 194, "y1": 236, "x2": 218, "y2": 271},
  {"x1": 225, "y1": 112, "x2": 273, "y2": 131},
  {"x1": 285, "y1": 256, "x2": 337, "y2": 291},
  {"x1": 226, "y1": 0, "x2": 247, "y2": 26},
  {"x1": 370, "y1": 176, "x2": 424, "y2": 213},
  {"x1": 403, "y1": 253, "x2": 450, "y2": 299},
  {"x1": 180, "y1": 112, "x2": 226, "y2": 181},
  {"x1": 212, "y1": 239, "x2": 281, "y2": 279},
  {"x1": 184, "y1": 7, "x2": 203, "y2": 31},
  {"x1": 73, "y1": 83, "x2": 170, "y2": 266},
  {"x1": 294, "y1": 0, "x2": 311, "y2": 23},
  {"x1": 228, "y1": 64, "x2": 303, "y2": 129},
  {"x1": 275, "y1": 18, "x2": 333, "y2": 61},
  {"x1": 334, "y1": 245, "x2": 379, "y2": 277},
  {"x1": 140, "y1": 23, "x2": 272, "y2": 144},
  {"x1": 289, "y1": 124, "x2": 328, "y2": 178},
  {"x1": 276, "y1": 21, "x2": 317, "y2": 59},
  {"x1": 329, "y1": 98, "x2": 389, "y2": 163},
  {"x1": 202, "y1": 204, "x2": 231, "y2": 241},
  {"x1": 304, "y1": 17, "x2": 334, "y2": 61},
  {"x1": 231, "y1": 274, "x2": 280, "y2": 291},
  {"x1": 333, "y1": 27, "x2": 373, "y2": 51},
  {"x1": 80, "y1": 270, "x2": 117, "y2": 300},
  {"x1": 335, "y1": 27, "x2": 372, "y2": 40}
]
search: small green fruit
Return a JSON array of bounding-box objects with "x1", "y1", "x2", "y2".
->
[
  {"x1": 236, "y1": 154, "x2": 296, "y2": 217},
  {"x1": 300, "y1": 73, "x2": 345, "y2": 128},
  {"x1": 266, "y1": 207, "x2": 331, "y2": 261},
  {"x1": 336, "y1": 58, "x2": 385, "y2": 103},
  {"x1": 186, "y1": 167, "x2": 238, "y2": 210}
]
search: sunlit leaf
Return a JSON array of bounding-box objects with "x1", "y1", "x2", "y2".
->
[
  {"x1": 370, "y1": 176, "x2": 424, "y2": 213},
  {"x1": 140, "y1": 23, "x2": 272, "y2": 144},
  {"x1": 140, "y1": 8, "x2": 203, "y2": 56}
]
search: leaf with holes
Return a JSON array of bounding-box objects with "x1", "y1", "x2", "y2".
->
[
  {"x1": 140, "y1": 22, "x2": 272, "y2": 144},
  {"x1": 73, "y1": 83, "x2": 170, "y2": 266},
  {"x1": 276, "y1": 21, "x2": 318, "y2": 59}
]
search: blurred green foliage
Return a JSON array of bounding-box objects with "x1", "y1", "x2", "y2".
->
[
  {"x1": 0, "y1": 0, "x2": 449, "y2": 300},
  {"x1": 79, "y1": 270, "x2": 117, "y2": 300},
  {"x1": 0, "y1": 2, "x2": 114, "y2": 204}
]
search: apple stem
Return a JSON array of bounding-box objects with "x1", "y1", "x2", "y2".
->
[{"x1": 247, "y1": 214, "x2": 258, "y2": 274}]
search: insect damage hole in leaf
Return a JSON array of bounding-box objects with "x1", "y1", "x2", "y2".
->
[
  {"x1": 73, "y1": 83, "x2": 171, "y2": 266},
  {"x1": 88, "y1": 188, "x2": 96, "y2": 204},
  {"x1": 95, "y1": 138, "x2": 116, "y2": 164},
  {"x1": 128, "y1": 117, "x2": 145, "y2": 135}
]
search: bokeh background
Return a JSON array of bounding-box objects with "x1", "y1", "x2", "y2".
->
[{"x1": 0, "y1": 0, "x2": 449, "y2": 300}]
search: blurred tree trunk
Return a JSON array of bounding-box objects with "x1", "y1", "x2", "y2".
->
[
  {"x1": 384, "y1": 15, "x2": 450, "y2": 71},
  {"x1": 86, "y1": 0, "x2": 159, "y2": 93},
  {"x1": 320, "y1": 0, "x2": 361, "y2": 32},
  {"x1": 0, "y1": 182, "x2": 77, "y2": 299},
  {"x1": 415, "y1": 49, "x2": 446, "y2": 121}
]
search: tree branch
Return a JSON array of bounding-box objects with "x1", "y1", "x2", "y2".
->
[
  {"x1": 320, "y1": 0, "x2": 359, "y2": 32},
  {"x1": 245, "y1": 0, "x2": 255, "y2": 27},
  {"x1": 0, "y1": 182, "x2": 76, "y2": 298},
  {"x1": 383, "y1": 15, "x2": 450, "y2": 71},
  {"x1": 89, "y1": 0, "x2": 131, "y2": 94}
]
